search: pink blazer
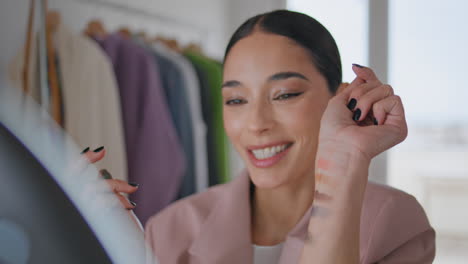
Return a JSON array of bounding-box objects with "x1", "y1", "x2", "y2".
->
[{"x1": 145, "y1": 170, "x2": 435, "y2": 264}]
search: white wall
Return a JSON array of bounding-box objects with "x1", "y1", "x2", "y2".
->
[
  {"x1": 47, "y1": 0, "x2": 226, "y2": 58},
  {"x1": 223, "y1": 0, "x2": 286, "y2": 54}
]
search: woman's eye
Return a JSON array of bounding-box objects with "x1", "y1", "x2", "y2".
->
[
  {"x1": 225, "y1": 99, "x2": 246, "y2": 105},
  {"x1": 274, "y1": 92, "x2": 303, "y2": 100}
]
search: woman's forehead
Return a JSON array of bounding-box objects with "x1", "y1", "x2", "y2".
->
[{"x1": 223, "y1": 33, "x2": 320, "y2": 84}]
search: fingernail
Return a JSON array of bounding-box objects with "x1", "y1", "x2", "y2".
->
[
  {"x1": 128, "y1": 182, "x2": 139, "y2": 188},
  {"x1": 93, "y1": 146, "x2": 104, "y2": 152},
  {"x1": 373, "y1": 117, "x2": 378, "y2": 125},
  {"x1": 81, "y1": 147, "x2": 90, "y2": 154},
  {"x1": 130, "y1": 201, "x2": 137, "y2": 207},
  {"x1": 347, "y1": 98, "x2": 357, "y2": 110},
  {"x1": 353, "y1": 109, "x2": 361, "y2": 121},
  {"x1": 99, "y1": 169, "x2": 113, "y2": 179},
  {"x1": 352, "y1": 63, "x2": 365, "y2": 68}
]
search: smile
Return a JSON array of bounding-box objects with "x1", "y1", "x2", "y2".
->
[{"x1": 247, "y1": 142, "x2": 293, "y2": 168}]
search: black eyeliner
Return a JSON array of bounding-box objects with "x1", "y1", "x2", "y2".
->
[{"x1": 274, "y1": 91, "x2": 304, "y2": 100}]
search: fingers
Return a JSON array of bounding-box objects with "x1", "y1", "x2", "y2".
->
[
  {"x1": 336, "y1": 77, "x2": 365, "y2": 100},
  {"x1": 351, "y1": 84, "x2": 394, "y2": 122},
  {"x1": 111, "y1": 180, "x2": 138, "y2": 210},
  {"x1": 100, "y1": 169, "x2": 139, "y2": 210},
  {"x1": 352, "y1": 64, "x2": 381, "y2": 85},
  {"x1": 335, "y1": 64, "x2": 379, "y2": 102},
  {"x1": 81, "y1": 146, "x2": 106, "y2": 163},
  {"x1": 116, "y1": 193, "x2": 137, "y2": 210},
  {"x1": 345, "y1": 82, "x2": 381, "y2": 108},
  {"x1": 372, "y1": 95, "x2": 407, "y2": 130},
  {"x1": 106, "y1": 178, "x2": 139, "y2": 194}
]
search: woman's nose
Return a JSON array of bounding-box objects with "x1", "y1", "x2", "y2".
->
[{"x1": 246, "y1": 102, "x2": 274, "y2": 135}]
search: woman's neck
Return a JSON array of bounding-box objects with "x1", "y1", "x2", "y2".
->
[{"x1": 251, "y1": 172, "x2": 315, "y2": 246}]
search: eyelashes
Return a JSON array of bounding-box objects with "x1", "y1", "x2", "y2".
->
[
  {"x1": 225, "y1": 98, "x2": 247, "y2": 105},
  {"x1": 224, "y1": 92, "x2": 304, "y2": 106},
  {"x1": 273, "y1": 92, "x2": 303, "y2": 100}
]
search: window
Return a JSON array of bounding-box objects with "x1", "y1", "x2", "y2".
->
[
  {"x1": 290, "y1": 0, "x2": 468, "y2": 262},
  {"x1": 389, "y1": 0, "x2": 468, "y2": 262},
  {"x1": 287, "y1": 0, "x2": 368, "y2": 81}
]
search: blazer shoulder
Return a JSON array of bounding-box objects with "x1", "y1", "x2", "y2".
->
[
  {"x1": 150, "y1": 183, "x2": 226, "y2": 224},
  {"x1": 361, "y1": 182, "x2": 435, "y2": 263},
  {"x1": 144, "y1": 183, "x2": 229, "y2": 253}
]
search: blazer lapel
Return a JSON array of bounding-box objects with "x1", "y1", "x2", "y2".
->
[{"x1": 188, "y1": 170, "x2": 253, "y2": 264}]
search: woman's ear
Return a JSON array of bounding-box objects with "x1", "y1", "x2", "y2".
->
[{"x1": 335, "y1": 82, "x2": 349, "y2": 95}]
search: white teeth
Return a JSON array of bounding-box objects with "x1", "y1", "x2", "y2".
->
[{"x1": 252, "y1": 144, "x2": 290, "y2": 160}]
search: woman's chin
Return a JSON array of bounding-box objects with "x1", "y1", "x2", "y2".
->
[{"x1": 248, "y1": 168, "x2": 289, "y2": 190}]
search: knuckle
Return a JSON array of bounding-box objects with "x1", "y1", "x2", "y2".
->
[
  {"x1": 357, "y1": 97, "x2": 371, "y2": 110},
  {"x1": 351, "y1": 84, "x2": 369, "y2": 99},
  {"x1": 373, "y1": 99, "x2": 385, "y2": 111},
  {"x1": 382, "y1": 84, "x2": 394, "y2": 96},
  {"x1": 392, "y1": 95, "x2": 402, "y2": 103}
]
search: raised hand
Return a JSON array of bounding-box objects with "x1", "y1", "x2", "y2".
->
[{"x1": 318, "y1": 64, "x2": 408, "y2": 162}]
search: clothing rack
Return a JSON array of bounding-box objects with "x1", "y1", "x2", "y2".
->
[{"x1": 74, "y1": 0, "x2": 208, "y2": 37}]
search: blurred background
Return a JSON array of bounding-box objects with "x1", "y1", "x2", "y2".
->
[{"x1": 1, "y1": 0, "x2": 466, "y2": 263}]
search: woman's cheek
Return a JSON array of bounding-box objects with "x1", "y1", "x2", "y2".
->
[
  {"x1": 277, "y1": 99, "x2": 322, "y2": 131},
  {"x1": 223, "y1": 108, "x2": 244, "y2": 143}
]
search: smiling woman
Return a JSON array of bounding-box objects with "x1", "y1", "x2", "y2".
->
[{"x1": 93, "y1": 9, "x2": 435, "y2": 264}]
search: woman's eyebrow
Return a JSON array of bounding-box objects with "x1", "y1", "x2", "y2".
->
[
  {"x1": 222, "y1": 71, "x2": 308, "y2": 88},
  {"x1": 268, "y1": 71, "x2": 309, "y2": 82},
  {"x1": 222, "y1": 80, "x2": 241, "y2": 88}
]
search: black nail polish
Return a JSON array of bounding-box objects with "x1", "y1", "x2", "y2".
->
[
  {"x1": 352, "y1": 63, "x2": 365, "y2": 68},
  {"x1": 93, "y1": 146, "x2": 104, "y2": 152},
  {"x1": 81, "y1": 147, "x2": 90, "y2": 154},
  {"x1": 128, "y1": 182, "x2": 139, "y2": 188},
  {"x1": 130, "y1": 201, "x2": 137, "y2": 207},
  {"x1": 373, "y1": 117, "x2": 378, "y2": 125},
  {"x1": 353, "y1": 109, "x2": 361, "y2": 121},
  {"x1": 99, "y1": 169, "x2": 113, "y2": 180},
  {"x1": 347, "y1": 98, "x2": 357, "y2": 110}
]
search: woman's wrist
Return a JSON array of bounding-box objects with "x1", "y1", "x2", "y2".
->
[
  {"x1": 315, "y1": 141, "x2": 371, "y2": 189},
  {"x1": 300, "y1": 144, "x2": 371, "y2": 264}
]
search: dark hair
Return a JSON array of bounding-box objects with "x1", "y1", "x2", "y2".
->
[{"x1": 224, "y1": 10, "x2": 342, "y2": 94}]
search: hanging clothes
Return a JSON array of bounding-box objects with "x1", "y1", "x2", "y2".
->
[
  {"x1": 94, "y1": 33, "x2": 186, "y2": 225},
  {"x1": 151, "y1": 43, "x2": 209, "y2": 193},
  {"x1": 139, "y1": 40, "x2": 197, "y2": 198},
  {"x1": 184, "y1": 51, "x2": 230, "y2": 186},
  {"x1": 53, "y1": 23, "x2": 128, "y2": 184}
]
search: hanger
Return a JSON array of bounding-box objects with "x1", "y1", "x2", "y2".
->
[
  {"x1": 136, "y1": 31, "x2": 149, "y2": 43},
  {"x1": 46, "y1": 9, "x2": 61, "y2": 34},
  {"x1": 154, "y1": 36, "x2": 182, "y2": 53},
  {"x1": 45, "y1": 8, "x2": 63, "y2": 126},
  {"x1": 23, "y1": 0, "x2": 36, "y2": 94},
  {"x1": 117, "y1": 26, "x2": 132, "y2": 39},
  {"x1": 167, "y1": 38, "x2": 181, "y2": 53},
  {"x1": 184, "y1": 42, "x2": 203, "y2": 55},
  {"x1": 84, "y1": 19, "x2": 107, "y2": 38}
]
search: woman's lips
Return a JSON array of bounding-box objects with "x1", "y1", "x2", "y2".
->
[{"x1": 247, "y1": 143, "x2": 293, "y2": 168}]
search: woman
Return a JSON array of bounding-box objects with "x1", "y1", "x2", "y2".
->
[{"x1": 84, "y1": 10, "x2": 435, "y2": 264}]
